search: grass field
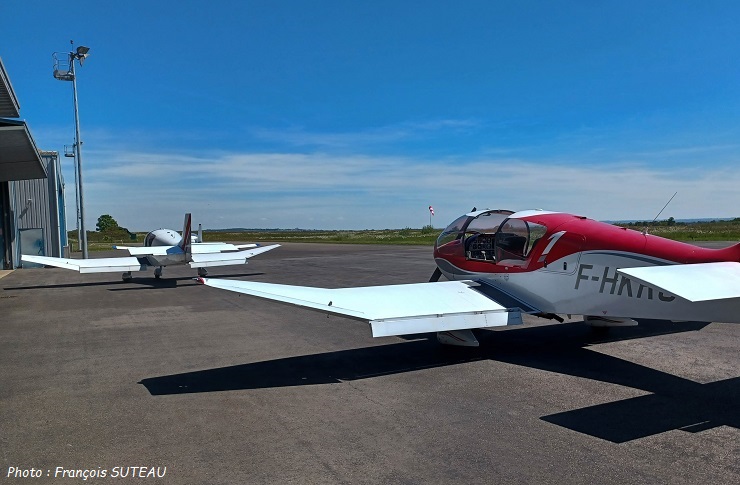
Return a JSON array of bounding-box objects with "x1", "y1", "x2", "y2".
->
[
  {"x1": 616, "y1": 218, "x2": 740, "y2": 241},
  {"x1": 69, "y1": 218, "x2": 740, "y2": 251}
]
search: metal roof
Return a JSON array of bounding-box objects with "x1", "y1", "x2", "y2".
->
[
  {"x1": 0, "y1": 119, "x2": 46, "y2": 181},
  {"x1": 0, "y1": 57, "x2": 20, "y2": 118},
  {"x1": 0, "y1": 57, "x2": 46, "y2": 181}
]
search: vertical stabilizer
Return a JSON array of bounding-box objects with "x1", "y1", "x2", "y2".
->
[{"x1": 180, "y1": 213, "x2": 192, "y2": 257}]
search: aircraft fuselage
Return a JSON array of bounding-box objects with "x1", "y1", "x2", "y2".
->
[{"x1": 434, "y1": 210, "x2": 740, "y2": 324}]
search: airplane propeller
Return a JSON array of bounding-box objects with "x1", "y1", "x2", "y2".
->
[
  {"x1": 428, "y1": 206, "x2": 476, "y2": 283},
  {"x1": 429, "y1": 267, "x2": 443, "y2": 282}
]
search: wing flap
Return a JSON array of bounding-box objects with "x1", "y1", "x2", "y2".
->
[
  {"x1": 21, "y1": 255, "x2": 145, "y2": 273},
  {"x1": 370, "y1": 311, "x2": 522, "y2": 338},
  {"x1": 199, "y1": 278, "x2": 520, "y2": 336},
  {"x1": 189, "y1": 244, "x2": 280, "y2": 268},
  {"x1": 617, "y1": 262, "x2": 740, "y2": 302}
]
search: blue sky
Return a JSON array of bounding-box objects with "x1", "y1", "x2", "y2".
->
[{"x1": 3, "y1": 1, "x2": 739, "y2": 230}]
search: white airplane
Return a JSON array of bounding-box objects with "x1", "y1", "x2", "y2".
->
[
  {"x1": 22, "y1": 213, "x2": 279, "y2": 281},
  {"x1": 197, "y1": 208, "x2": 740, "y2": 346}
]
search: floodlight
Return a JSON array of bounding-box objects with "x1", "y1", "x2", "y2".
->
[{"x1": 52, "y1": 43, "x2": 92, "y2": 258}]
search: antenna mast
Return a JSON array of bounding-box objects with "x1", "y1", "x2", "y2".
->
[{"x1": 642, "y1": 192, "x2": 677, "y2": 234}]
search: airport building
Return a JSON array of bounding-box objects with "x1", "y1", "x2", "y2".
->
[{"x1": 1, "y1": 57, "x2": 67, "y2": 269}]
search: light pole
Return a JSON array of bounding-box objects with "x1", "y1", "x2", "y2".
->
[
  {"x1": 63, "y1": 144, "x2": 81, "y2": 251},
  {"x1": 54, "y1": 43, "x2": 90, "y2": 258}
]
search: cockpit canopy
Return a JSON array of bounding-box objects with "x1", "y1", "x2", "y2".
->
[
  {"x1": 435, "y1": 209, "x2": 548, "y2": 264},
  {"x1": 144, "y1": 229, "x2": 182, "y2": 247},
  {"x1": 436, "y1": 210, "x2": 513, "y2": 248}
]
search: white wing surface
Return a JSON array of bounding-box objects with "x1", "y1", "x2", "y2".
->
[
  {"x1": 618, "y1": 262, "x2": 740, "y2": 302},
  {"x1": 21, "y1": 255, "x2": 145, "y2": 273},
  {"x1": 113, "y1": 245, "x2": 175, "y2": 256},
  {"x1": 191, "y1": 242, "x2": 259, "y2": 253},
  {"x1": 114, "y1": 243, "x2": 264, "y2": 256},
  {"x1": 199, "y1": 278, "x2": 521, "y2": 337},
  {"x1": 189, "y1": 244, "x2": 280, "y2": 268}
]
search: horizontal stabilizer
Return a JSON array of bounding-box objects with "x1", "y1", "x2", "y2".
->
[
  {"x1": 191, "y1": 242, "x2": 259, "y2": 253},
  {"x1": 115, "y1": 243, "x2": 265, "y2": 257},
  {"x1": 114, "y1": 245, "x2": 177, "y2": 256},
  {"x1": 189, "y1": 244, "x2": 280, "y2": 268},
  {"x1": 198, "y1": 278, "x2": 521, "y2": 337},
  {"x1": 618, "y1": 262, "x2": 740, "y2": 302},
  {"x1": 21, "y1": 255, "x2": 145, "y2": 273}
]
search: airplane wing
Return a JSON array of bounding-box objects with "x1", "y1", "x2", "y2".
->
[
  {"x1": 234, "y1": 243, "x2": 260, "y2": 250},
  {"x1": 189, "y1": 244, "x2": 280, "y2": 268},
  {"x1": 618, "y1": 262, "x2": 740, "y2": 302},
  {"x1": 191, "y1": 242, "x2": 259, "y2": 254},
  {"x1": 197, "y1": 278, "x2": 522, "y2": 337},
  {"x1": 21, "y1": 255, "x2": 145, "y2": 273}
]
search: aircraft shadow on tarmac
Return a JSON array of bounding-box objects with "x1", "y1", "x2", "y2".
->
[
  {"x1": 106, "y1": 272, "x2": 265, "y2": 291},
  {"x1": 2, "y1": 272, "x2": 264, "y2": 291},
  {"x1": 139, "y1": 320, "x2": 738, "y2": 443}
]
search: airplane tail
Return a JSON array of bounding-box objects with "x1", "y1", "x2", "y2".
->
[
  {"x1": 709, "y1": 240, "x2": 740, "y2": 263},
  {"x1": 180, "y1": 213, "x2": 192, "y2": 258},
  {"x1": 732, "y1": 241, "x2": 740, "y2": 262}
]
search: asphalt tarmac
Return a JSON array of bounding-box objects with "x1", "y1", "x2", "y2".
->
[{"x1": 1, "y1": 243, "x2": 738, "y2": 484}]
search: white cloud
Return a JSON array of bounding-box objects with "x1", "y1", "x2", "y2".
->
[{"x1": 67, "y1": 146, "x2": 740, "y2": 231}]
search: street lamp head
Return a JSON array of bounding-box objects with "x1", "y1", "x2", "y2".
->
[{"x1": 74, "y1": 46, "x2": 90, "y2": 65}]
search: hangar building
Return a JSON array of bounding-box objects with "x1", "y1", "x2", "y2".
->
[{"x1": 1, "y1": 56, "x2": 67, "y2": 269}]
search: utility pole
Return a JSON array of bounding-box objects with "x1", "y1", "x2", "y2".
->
[{"x1": 54, "y1": 42, "x2": 90, "y2": 258}]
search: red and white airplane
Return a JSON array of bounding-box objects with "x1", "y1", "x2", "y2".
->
[
  {"x1": 22, "y1": 213, "x2": 279, "y2": 281},
  {"x1": 198, "y1": 209, "x2": 740, "y2": 346}
]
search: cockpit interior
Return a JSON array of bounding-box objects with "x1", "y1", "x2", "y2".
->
[{"x1": 435, "y1": 209, "x2": 548, "y2": 265}]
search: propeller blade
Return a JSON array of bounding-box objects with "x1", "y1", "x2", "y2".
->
[{"x1": 429, "y1": 267, "x2": 443, "y2": 282}]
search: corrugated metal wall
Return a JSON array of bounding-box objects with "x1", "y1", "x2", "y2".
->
[{"x1": 9, "y1": 151, "x2": 65, "y2": 266}]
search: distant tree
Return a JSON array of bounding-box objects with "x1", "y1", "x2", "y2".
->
[
  {"x1": 666, "y1": 216, "x2": 676, "y2": 226},
  {"x1": 96, "y1": 214, "x2": 119, "y2": 232}
]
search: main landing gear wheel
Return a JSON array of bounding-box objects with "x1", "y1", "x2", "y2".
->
[
  {"x1": 154, "y1": 267, "x2": 163, "y2": 279},
  {"x1": 437, "y1": 329, "x2": 479, "y2": 347},
  {"x1": 122, "y1": 271, "x2": 133, "y2": 282},
  {"x1": 198, "y1": 268, "x2": 208, "y2": 277}
]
